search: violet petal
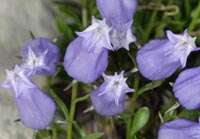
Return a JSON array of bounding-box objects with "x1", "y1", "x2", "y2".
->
[
  {"x1": 173, "y1": 67, "x2": 200, "y2": 110},
  {"x1": 158, "y1": 118, "x2": 200, "y2": 139},
  {"x1": 136, "y1": 39, "x2": 181, "y2": 80},
  {"x1": 15, "y1": 86, "x2": 56, "y2": 129},
  {"x1": 21, "y1": 38, "x2": 61, "y2": 76},
  {"x1": 96, "y1": 0, "x2": 137, "y2": 27},
  {"x1": 0, "y1": 65, "x2": 56, "y2": 129},
  {"x1": 90, "y1": 71, "x2": 134, "y2": 116},
  {"x1": 64, "y1": 37, "x2": 108, "y2": 83},
  {"x1": 136, "y1": 30, "x2": 199, "y2": 80}
]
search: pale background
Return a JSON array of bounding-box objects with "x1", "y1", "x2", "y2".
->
[{"x1": 0, "y1": 0, "x2": 58, "y2": 138}]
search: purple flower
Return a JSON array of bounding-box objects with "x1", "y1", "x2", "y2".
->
[
  {"x1": 110, "y1": 20, "x2": 136, "y2": 50},
  {"x1": 158, "y1": 118, "x2": 200, "y2": 139},
  {"x1": 173, "y1": 66, "x2": 200, "y2": 110},
  {"x1": 64, "y1": 17, "x2": 111, "y2": 83},
  {"x1": 0, "y1": 65, "x2": 56, "y2": 129},
  {"x1": 136, "y1": 29, "x2": 199, "y2": 80},
  {"x1": 96, "y1": 0, "x2": 137, "y2": 26},
  {"x1": 21, "y1": 38, "x2": 61, "y2": 76},
  {"x1": 96, "y1": 0, "x2": 137, "y2": 50},
  {"x1": 76, "y1": 17, "x2": 113, "y2": 51},
  {"x1": 90, "y1": 71, "x2": 134, "y2": 116},
  {"x1": 64, "y1": 37, "x2": 108, "y2": 83}
]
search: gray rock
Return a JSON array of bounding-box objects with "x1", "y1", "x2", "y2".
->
[{"x1": 0, "y1": 0, "x2": 58, "y2": 138}]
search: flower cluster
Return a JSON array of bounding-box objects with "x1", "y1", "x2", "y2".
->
[
  {"x1": 64, "y1": 0, "x2": 137, "y2": 83},
  {"x1": 2, "y1": 0, "x2": 199, "y2": 138},
  {"x1": 1, "y1": 0, "x2": 137, "y2": 130},
  {"x1": 136, "y1": 29, "x2": 200, "y2": 138},
  {"x1": 0, "y1": 38, "x2": 60, "y2": 129},
  {"x1": 63, "y1": 0, "x2": 137, "y2": 116}
]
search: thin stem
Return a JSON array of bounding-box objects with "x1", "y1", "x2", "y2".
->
[
  {"x1": 143, "y1": 10, "x2": 157, "y2": 43},
  {"x1": 74, "y1": 94, "x2": 90, "y2": 104},
  {"x1": 142, "y1": 0, "x2": 163, "y2": 43},
  {"x1": 36, "y1": 131, "x2": 43, "y2": 139},
  {"x1": 67, "y1": 82, "x2": 78, "y2": 139},
  {"x1": 82, "y1": 0, "x2": 88, "y2": 29},
  {"x1": 52, "y1": 123, "x2": 57, "y2": 139},
  {"x1": 50, "y1": 89, "x2": 69, "y2": 121},
  {"x1": 126, "y1": 76, "x2": 139, "y2": 139}
]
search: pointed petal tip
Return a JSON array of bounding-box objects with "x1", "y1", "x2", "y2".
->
[
  {"x1": 183, "y1": 28, "x2": 188, "y2": 34},
  {"x1": 120, "y1": 70, "x2": 125, "y2": 76},
  {"x1": 194, "y1": 47, "x2": 200, "y2": 51},
  {"x1": 102, "y1": 73, "x2": 107, "y2": 79},
  {"x1": 166, "y1": 30, "x2": 174, "y2": 39},
  {"x1": 0, "y1": 83, "x2": 10, "y2": 89},
  {"x1": 130, "y1": 88, "x2": 135, "y2": 92}
]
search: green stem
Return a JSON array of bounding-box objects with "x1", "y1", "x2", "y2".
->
[
  {"x1": 128, "y1": 52, "x2": 137, "y2": 66},
  {"x1": 67, "y1": 82, "x2": 78, "y2": 139},
  {"x1": 74, "y1": 94, "x2": 90, "y2": 104},
  {"x1": 143, "y1": 10, "x2": 158, "y2": 43},
  {"x1": 143, "y1": 0, "x2": 163, "y2": 43},
  {"x1": 52, "y1": 123, "x2": 57, "y2": 139},
  {"x1": 126, "y1": 76, "x2": 140, "y2": 139},
  {"x1": 82, "y1": 0, "x2": 88, "y2": 29}
]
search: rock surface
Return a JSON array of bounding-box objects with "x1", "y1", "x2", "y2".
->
[{"x1": 0, "y1": 0, "x2": 57, "y2": 138}]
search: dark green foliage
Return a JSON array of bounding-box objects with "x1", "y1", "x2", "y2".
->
[{"x1": 35, "y1": 0, "x2": 200, "y2": 139}]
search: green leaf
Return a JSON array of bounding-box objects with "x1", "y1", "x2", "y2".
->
[
  {"x1": 137, "y1": 80, "x2": 164, "y2": 96},
  {"x1": 49, "y1": 89, "x2": 69, "y2": 120},
  {"x1": 178, "y1": 109, "x2": 200, "y2": 120},
  {"x1": 73, "y1": 122, "x2": 86, "y2": 137},
  {"x1": 75, "y1": 94, "x2": 90, "y2": 104},
  {"x1": 58, "y1": 5, "x2": 81, "y2": 23},
  {"x1": 81, "y1": 132, "x2": 104, "y2": 139},
  {"x1": 130, "y1": 107, "x2": 150, "y2": 136},
  {"x1": 117, "y1": 112, "x2": 132, "y2": 120},
  {"x1": 29, "y1": 30, "x2": 36, "y2": 39},
  {"x1": 56, "y1": 17, "x2": 73, "y2": 40},
  {"x1": 188, "y1": 2, "x2": 200, "y2": 31}
]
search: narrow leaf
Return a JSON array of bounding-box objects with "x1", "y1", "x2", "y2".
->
[
  {"x1": 137, "y1": 80, "x2": 164, "y2": 96},
  {"x1": 56, "y1": 17, "x2": 73, "y2": 40},
  {"x1": 131, "y1": 107, "x2": 150, "y2": 136},
  {"x1": 81, "y1": 132, "x2": 104, "y2": 139},
  {"x1": 29, "y1": 30, "x2": 36, "y2": 39},
  {"x1": 50, "y1": 89, "x2": 69, "y2": 120}
]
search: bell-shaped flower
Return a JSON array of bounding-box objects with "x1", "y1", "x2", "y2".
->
[
  {"x1": 64, "y1": 37, "x2": 108, "y2": 83},
  {"x1": 173, "y1": 66, "x2": 200, "y2": 110},
  {"x1": 96, "y1": 0, "x2": 137, "y2": 26},
  {"x1": 110, "y1": 20, "x2": 136, "y2": 50},
  {"x1": 21, "y1": 38, "x2": 61, "y2": 76},
  {"x1": 96, "y1": 0, "x2": 137, "y2": 50},
  {"x1": 90, "y1": 71, "x2": 134, "y2": 116},
  {"x1": 136, "y1": 29, "x2": 199, "y2": 80},
  {"x1": 76, "y1": 17, "x2": 113, "y2": 51},
  {"x1": 64, "y1": 17, "x2": 112, "y2": 83},
  {"x1": 158, "y1": 118, "x2": 200, "y2": 139},
  {"x1": 0, "y1": 65, "x2": 56, "y2": 129}
]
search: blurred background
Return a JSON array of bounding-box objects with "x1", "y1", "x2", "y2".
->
[{"x1": 0, "y1": 0, "x2": 57, "y2": 138}]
